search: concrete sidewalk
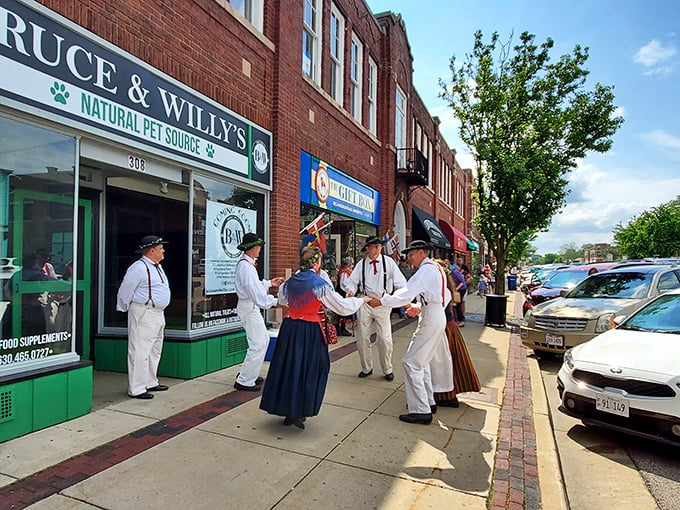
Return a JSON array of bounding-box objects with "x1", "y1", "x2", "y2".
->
[{"x1": 0, "y1": 292, "x2": 565, "y2": 509}]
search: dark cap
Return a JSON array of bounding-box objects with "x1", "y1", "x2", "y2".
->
[
  {"x1": 136, "y1": 235, "x2": 168, "y2": 254},
  {"x1": 401, "y1": 240, "x2": 431, "y2": 254},
  {"x1": 237, "y1": 233, "x2": 265, "y2": 252},
  {"x1": 363, "y1": 236, "x2": 385, "y2": 249}
]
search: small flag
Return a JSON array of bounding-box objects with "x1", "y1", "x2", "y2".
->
[{"x1": 300, "y1": 213, "x2": 325, "y2": 235}]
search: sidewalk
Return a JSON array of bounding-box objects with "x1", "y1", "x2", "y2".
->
[{"x1": 0, "y1": 292, "x2": 565, "y2": 509}]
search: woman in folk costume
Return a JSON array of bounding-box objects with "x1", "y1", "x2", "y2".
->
[
  {"x1": 260, "y1": 246, "x2": 368, "y2": 429},
  {"x1": 431, "y1": 259, "x2": 481, "y2": 408},
  {"x1": 335, "y1": 256, "x2": 355, "y2": 336}
]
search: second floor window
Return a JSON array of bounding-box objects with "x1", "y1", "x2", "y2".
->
[
  {"x1": 229, "y1": 0, "x2": 263, "y2": 32},
  {"x1": 329, "y1": 5, "x2": 345, "y2": 104},
  {"x1": 303, "y1": 0, "x2": 322, "y2": 85},
  {"x1": 395, "y1": 86, "x2": 407, "y2": 168},
  {"x1": 350, "y1": 34, "x2": 363, "y2": 122},
  {"x1": 367, "y1": 57, "x2": 377, "y2": 135}
]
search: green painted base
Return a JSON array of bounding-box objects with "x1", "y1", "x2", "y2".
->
[
  {"x1": 94, "y1": 332, "x2": 248, "y2": 379},
  {"x1": 0, "y1": 362, "x2": 92, "y2": 443}
]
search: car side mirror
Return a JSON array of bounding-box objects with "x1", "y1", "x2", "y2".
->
[{"x1": 613, "y1": 315, "x2": 626, "y2": 326}]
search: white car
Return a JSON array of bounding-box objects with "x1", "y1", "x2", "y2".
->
[{"x1": 557, "y1": 288, "x2": 680, "y2": 445}]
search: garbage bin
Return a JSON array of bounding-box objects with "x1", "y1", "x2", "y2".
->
[
  {"x1": 485, "y1": 294, "x2": 508, "y2": 327},
  {"x1": 507, "y1": 274, "x2": 518, "y2": 291}
]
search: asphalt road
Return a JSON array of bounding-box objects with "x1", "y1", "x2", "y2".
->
[{"x1": 535, "y1": 353, "x2": 680, "y2": 510}]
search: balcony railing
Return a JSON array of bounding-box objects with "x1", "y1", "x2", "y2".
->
[{"x1": 396, "y1": 148, "x2": 428, "y2": 187}]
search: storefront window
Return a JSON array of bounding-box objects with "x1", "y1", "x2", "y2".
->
[
  {"x1": 0, "y1": 114, "x2": 77, "y2": 376},
  {"x1": 191, "y1": 174, "x2": 265, "y2": 332}
]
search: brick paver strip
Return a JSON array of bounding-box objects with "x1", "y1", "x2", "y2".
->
[
  {"x1": 488, "y1": 295, "x2": 540, "y2": 510},
  {"x1": 1, "y1": 319, "x2": 417, "y2": 509}
]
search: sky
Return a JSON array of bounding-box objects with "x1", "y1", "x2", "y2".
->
[{"x1": 366, "y1": 0, "x2": 680, "y2": 255}]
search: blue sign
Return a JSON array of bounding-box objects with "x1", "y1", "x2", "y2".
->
[{"x1": 299, "y1": 151, "x2": 380, "y2": 225}]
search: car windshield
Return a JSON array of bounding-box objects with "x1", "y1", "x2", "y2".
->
[
  {"x1": 620, "y1": 294, "x2": 680, "y2": 333},
  {"x1": 567, "y1": 271, "x2": 652, "y2": 299},
  {"x1": 542, "y1": 270, "x2": 588, "y2": 289}
]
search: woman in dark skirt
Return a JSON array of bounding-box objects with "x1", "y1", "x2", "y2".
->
[{"x1": 260, "y1": 246, "x2": 367, "y2": 429}]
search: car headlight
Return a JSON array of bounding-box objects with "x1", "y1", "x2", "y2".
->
[
  {"x1": 521, "y1": 309, "x2": 532, "y2": 326},
  {"x1": 595, "y1": 313, "x2": 615, "y2": 333},
  {"x1": 563, "y1": 349, "x2": 575, "y2": 371}
]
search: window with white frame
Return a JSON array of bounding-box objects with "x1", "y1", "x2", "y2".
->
[
  {"x1": 456, "y1": 180, "x2": 465, "y2": 217},
  {"x1": 395, "y1": 86, "x2": 407, "y2": 167},
  {"x1": 303, "y1": 0, "x2": 322, "y2": 84},
  {"x1": 367, "y1": 57, "x2": 377, "y2": 135},
  {"x1": 329, "y1": 5, "x2": 345, "y2": 104},
  {"x1": 228, "y1": 0, "x2": 264, "y2": 32},
  {"x1": 350, "y1": 33, "x2": 363, "y2": 122}
]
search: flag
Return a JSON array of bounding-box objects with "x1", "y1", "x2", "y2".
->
[
  {"x1": 389, "y1": 233, "x2": 400, "y2": 261},
  {"x1": 300, "y1": 213, "x2": 325, "y2": 235}
]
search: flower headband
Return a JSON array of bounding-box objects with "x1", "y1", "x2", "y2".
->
[{"x1": 300, "y1": 247, "x2": 322, "y2": 270}]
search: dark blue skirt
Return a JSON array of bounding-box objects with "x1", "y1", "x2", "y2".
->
[{"x1": 259, "y1": 318, "x2": 330, "y2": 418}]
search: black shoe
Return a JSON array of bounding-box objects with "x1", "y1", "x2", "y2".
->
[
  {"x1": 129, "y1": 392, "x2": 154, "y2": 399},
  {"x1": 283, "y1": 416, "x2": 305, "y2": 429},
  {"x1": 147, "y1": 384, "x2": 169, "y2": 391},
  {"x1": 358, "y1": 370, "x2": 373, "y2": 378},
  {"x1": 399, "y1": 413, "x2": 432, "y2": 425},
  {"x1": 255, "y1": 377, "x2": 264, "y2": 385},
  {"x1": 430, "y1": 404, "x2": 437, "y2": 414},
  {"x1": 438, "y1": 397, "x2": 460, "y2": 408},
  {"x1": 234, "y1": 381, "x2": 261, "y2": 392},
  {"x1": 340, "y1": 328, "x2": 352, "y2": 336},
  {"x1": 384, "y1": 373, "x2": 395, "y2": 381}
]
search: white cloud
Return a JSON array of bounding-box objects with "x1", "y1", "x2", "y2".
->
[
  {"x1": 641, "y1": 129, "x2": 680, "y2": 158},
  {"x1": 633, "y1": 39, "x2": 677, "y2": 74}
]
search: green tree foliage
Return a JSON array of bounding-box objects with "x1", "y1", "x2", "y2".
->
[
  {"x1": 440, "y1": 31, "x2": 623, "y2": 292},
  {"x1": 559, "y1": 242, "x2": 582, "y2": 263},
  {"x1": 613, "y1": 196, "x2": 680, "y2": 258}
]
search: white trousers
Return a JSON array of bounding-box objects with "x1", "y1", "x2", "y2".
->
[
  {"x1": 127, "y1": 303, "x2": 165, "y2": 396},
  {"x1": 236, "y1": 298, "x2": 268, "y2": 386},
  {"x1": 356, "y1": 303, "x2": 393, "y2": 375},
  {"x1": 430, "y1": 330, "x2": 454, "y2": 393},
  {"x1": 402, "y1": 302, "x2": 447, "y2": 414}
]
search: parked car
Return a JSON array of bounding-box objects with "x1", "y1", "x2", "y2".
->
[
  {"x1": 520, "y1": 264, "x2": 680, "y2": 353},
  {"x1": 522, "y1": 263, "x2": 617, "y2": 316},
  {"x1": 520, "y1": 264, "x2": 568, "y2": 294},
  {"x1": 557, "y1": 289, "x2": 680, "y2": 445}
]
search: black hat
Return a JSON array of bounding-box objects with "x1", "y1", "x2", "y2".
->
[
  {"x1": 237, "y1": 233, "x2": 265, "y2": 251},
  {"x1": 401, "y1": 240, "x2": 431, "y2": 254},
  {"x1": 136, "y1": 235, "x2": 168, "y2": 254},
  {"x1": 363, "y1": 236, "x2": 385, "y2": 249}
]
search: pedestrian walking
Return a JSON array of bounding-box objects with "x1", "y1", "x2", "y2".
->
[
  {"x1": 450, "y1": 263, "x2": 467, "y2": 326},
  {"x1": 260, "y1": 246, "x2": 368, "y2": 429},
  {"x1": 234, "y1": 233, "x2": 284, "y2": 392},
  {"x1": 368, "y1": 240, "x2": 451, "y2": 424},
  {"x1": 342, "y1": 236, "x2": 406, "y2": 381},
  {"x1": 116, "y1": 235, "x2": 171, "y2": 400}
]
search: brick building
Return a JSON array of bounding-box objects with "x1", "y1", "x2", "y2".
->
[{"x1": 0, "y1": 0, "x2": 474, "y2": 440}]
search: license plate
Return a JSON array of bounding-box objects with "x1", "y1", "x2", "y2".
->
[
  {"x1": 596, "y1": 393, "x2": 629, "y2": 417},
  {"x1": 546, "y1": 333, "x2": 563, "y2": 346}
]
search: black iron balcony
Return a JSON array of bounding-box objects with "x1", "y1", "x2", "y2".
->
[{"x1": 396, "y1": 148, "x2": 428, "y2": 187}]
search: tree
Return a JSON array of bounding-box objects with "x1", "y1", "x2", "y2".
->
[
  {"x1": 613, "y1": 196, "x2": 680, "y2": 258},
  {"x1": 440, "y1": 31, "x2": 623, "y2": 293},
  {"x1": 559, "y1": 242, "x2": 582, "y2": 263}
]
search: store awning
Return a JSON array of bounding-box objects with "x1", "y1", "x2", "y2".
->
[
  {"x1": 438, "y1": 219, "x2": 467, "y2": 253},
  {"x1": 466, "y1": 237, "x2": 479, "y2": 251},
  {"x1": 411, "y1": 206, "x2": 451, "y2": 250}
]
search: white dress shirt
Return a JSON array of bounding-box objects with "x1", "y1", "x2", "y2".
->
[
  {"x1": 234, "y1": 254, "x2": 277, "y2": 309},
  {"x1": 116, "y1": 256, "x2": 171, "y2": 311},
  {"x1": 342, "y1": 255, "x2": 406, "y2": 298},
  {"x1": 380, "y1": 257, "x2": 451, "y2": 308}
]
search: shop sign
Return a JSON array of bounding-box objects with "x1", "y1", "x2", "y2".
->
[
  {"x1": 203, "y1": 201, "x2": 256, "y2": 295},
  {"x1": 0, "y1": 1, "x2": 271, "y2": 188},
  {"x1": 299, "y1": 150, "x2": 380, "y2": 225}
]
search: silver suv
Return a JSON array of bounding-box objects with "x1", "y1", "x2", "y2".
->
[{"x1": 521, "y1": 264, "x2": 680, "y2": 353}]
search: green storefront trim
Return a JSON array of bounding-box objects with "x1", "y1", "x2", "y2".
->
[
  {"x1": 94, "y1": 331, "x2": 248, "y2": 379},
  {"x1": 0, "y1": 362, "x2": 92, "y2": 443}
]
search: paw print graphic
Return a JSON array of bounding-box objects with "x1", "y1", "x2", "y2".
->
[
  {"x1": 50, "y1": 81, "x2": 70, "y2": 105},
  {"x1": 206, "y1": 144, "x2": 215, "y2": 158}
]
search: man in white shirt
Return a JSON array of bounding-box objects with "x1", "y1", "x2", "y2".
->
[
  {"x1": 234, "y1": 233, "x2": 284, "y2": 391},
  {"x1": 116, "y1": 235, "x2": 171, "y2": 400},
  {"x1": 368, "y1": 240, "x2": 451, "y2": 424},
  {"x1": 343, "y1": 236, "x2": 406, "y2": 381}
]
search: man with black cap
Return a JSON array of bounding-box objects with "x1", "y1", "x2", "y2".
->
[
  {"x1": 234, "y1": 233, "x2": 284, "y2": 391},
  {"x1": 342, "y1": 235, "x2": 406, "y2": 381},
  {"x1": 367, "y1": 240, "x2": 451, "y2": 424},
  {"x1": 116, "y1": 235, "x2": 171, "y2": 400}
]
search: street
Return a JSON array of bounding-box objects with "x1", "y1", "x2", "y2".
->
[{"x1": 535, "y1": 353, "x2": 680, "y2": 510}]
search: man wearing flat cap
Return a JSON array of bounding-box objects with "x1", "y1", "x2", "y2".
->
[
  {"x1": 367, "y1": 240, "x2": 451, "y2": 424},
  {"x1": 342, "y1": 235, "x2": 406, "y2": 381},
  {"x1": 116, "y1": 235, "x2": 171, "y2": 400},
  {"x1": 234, "y1": 233, "x2": 284, "y2": 391}
]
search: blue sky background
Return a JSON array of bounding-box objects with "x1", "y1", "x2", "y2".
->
[{"x1": 367, "y1": 0, "x2": 680, "y2": 255}]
